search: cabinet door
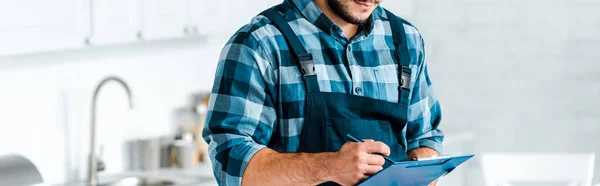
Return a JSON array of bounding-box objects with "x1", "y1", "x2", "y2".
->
[
  {"x1": 0, "y1": 0, "x2": 86, "y2": 56},
  {"x1": 186, "y1": 0, "x2": 227, "y2": 36},
  {"x1": 88, "y1": 0, "x2": 141, "y2": 45},
  {"x1": 185, "y1": 0, "x2": 206, "y2": 36},
  {"x1": 140, "y1": 0, "x2": 187, "y2": 40}
]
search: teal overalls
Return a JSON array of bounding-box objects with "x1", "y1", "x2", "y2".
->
[{"x1": 261, "y1": 2, "x2": 414, "y2": 185}]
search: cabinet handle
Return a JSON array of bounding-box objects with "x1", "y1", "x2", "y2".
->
[
  {"x1": 85, "y1": 37, "x2": 92, "y2": 45},
  {"x1": 137, "y1": 31, "x2": 143, "y2": 40}
]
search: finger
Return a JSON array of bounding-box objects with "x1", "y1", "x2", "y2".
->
[
  {"x1": 363, "y1": 165, "x2": 384, "y2": 175},
  {"x1": 364, "y1": 141, "x2": 391, "y2": 156},
  {"x1": 428, "y1": 179, "x2": 439, "y2": 186},
  {"x1": 364, "y1": 139, "x2": 375, "y2": 142},
  {"x1": 365, "y1": 154, "x2": 385, "y2": 166}
]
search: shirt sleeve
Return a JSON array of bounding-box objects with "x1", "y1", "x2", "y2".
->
[
  {"x1": 405, "y1": 28, "x2": 445, "y2": 154},
  {"x1": 202, "y1": 30, "x2": 277, "y2": 186}
]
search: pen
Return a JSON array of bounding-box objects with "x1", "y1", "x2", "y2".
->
[{"x1": 345, "y1": 133, "x2": 395, "y2": 164}]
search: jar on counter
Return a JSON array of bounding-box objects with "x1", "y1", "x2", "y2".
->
[{"x1": 170, "y1": 92, "x2": 211, "y2": 167}]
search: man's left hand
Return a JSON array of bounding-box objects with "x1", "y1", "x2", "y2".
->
[{"x1": 408, "y1": 147, "x2": 440, "y2": 186}]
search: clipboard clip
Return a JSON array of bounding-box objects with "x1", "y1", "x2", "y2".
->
[
  {"x1": 415, "y1": 155, "x2": 450, "y2": 161},
  {"x1": 441, "y1": 168, "x2": 456, "y2": 177}
]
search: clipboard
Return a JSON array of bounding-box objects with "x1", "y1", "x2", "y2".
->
[{"x1": 357, "y1": 154, "x2": 474, "y2": 186}]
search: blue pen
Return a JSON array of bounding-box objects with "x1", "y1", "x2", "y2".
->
[{"x1": 345, "y1": 133, "x2": 395, "y2": 164}]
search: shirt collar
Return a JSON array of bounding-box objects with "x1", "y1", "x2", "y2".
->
[{"x1": 288, "y1": 0, "x2": 380, "y2": 36}]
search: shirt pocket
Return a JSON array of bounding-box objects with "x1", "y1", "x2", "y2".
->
[{"x1": 373, "y1": 67, "x2": 401, "y2": 102}]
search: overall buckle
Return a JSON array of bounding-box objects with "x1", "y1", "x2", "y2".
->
[
  {"x1": 400, "y1": 66, "x2": 411, "y2": 90},
  {"x1": 298, "y1": 53, "x2": 315, "y2": 78}
]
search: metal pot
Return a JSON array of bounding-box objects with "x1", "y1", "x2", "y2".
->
[
  {"x1": 168, "y1": 133, "x2": 198, "y2": 169},
  {"x1": 125, "y1": 137, "x2": 171, "y2": 171}
]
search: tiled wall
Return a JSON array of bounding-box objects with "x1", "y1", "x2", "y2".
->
[{"x1": 408, "y1": 0, "x2": 600, "y2": 184}]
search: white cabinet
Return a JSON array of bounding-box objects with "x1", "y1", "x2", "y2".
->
[
  {"x1": 186, "y1": 0, "x2": 275, "y2": 38},
  {"x1": 185, "y1": 0, "x2": 208, "y2": 36},
  {"x1": 88, "y1": 0, "x2": 141, "y2": 45},
  {"x1": 0, "y1": 0, "x2": 237, "y2": 57},
  {"x1": 140, "y1": 0, "x2": 187, "y2": 40},
  {"x1": 0, "y1": 0, "x2": 87, "y2": 56},
  {"x1": 185, "y1": 0, "x2": 229, "y2": 36}
]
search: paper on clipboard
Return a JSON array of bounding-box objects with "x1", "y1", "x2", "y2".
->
[{"x1": 357, "y1": 154, "x2": 474, "y2": 186}]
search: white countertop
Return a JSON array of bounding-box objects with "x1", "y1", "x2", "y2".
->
[{"x1": 54, "y1": 165, "x2": 217, "y2": 186}]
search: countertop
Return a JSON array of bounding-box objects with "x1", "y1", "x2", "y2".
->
[{"x1": 54, "y1": 165, "x2": 217, "y2": 186}]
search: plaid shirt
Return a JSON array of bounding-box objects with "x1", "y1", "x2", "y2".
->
[{"x1": 203, "y1": 0, "x2": 444, "y2": 185}]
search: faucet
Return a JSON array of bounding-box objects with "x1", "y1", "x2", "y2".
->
[{"x1": 87, "y1": 76, "x2": 134, "y2": 186}]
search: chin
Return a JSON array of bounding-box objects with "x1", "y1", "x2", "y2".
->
[
  {"x1": 349, "y1": 7, "x2": 376, "y2": 19},
  {"x1": 350, "y1": 12, "x2": 373, "y2": 21}
]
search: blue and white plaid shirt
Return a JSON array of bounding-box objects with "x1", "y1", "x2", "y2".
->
[{"x1": 203, "y1": 0, "x2": 444, "y2": 185}]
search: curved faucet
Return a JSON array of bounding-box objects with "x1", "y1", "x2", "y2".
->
[{"x1": 88, "y1": 76, "x2": 134, "y2": 186}]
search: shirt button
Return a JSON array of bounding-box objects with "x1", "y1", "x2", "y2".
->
[{"x1": 354, "y1": 87, "x2": 362, "y2": 94}]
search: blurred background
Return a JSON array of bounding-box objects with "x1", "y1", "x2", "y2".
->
[{"x1": 0, "y1": 0, "x2": 598, "y2": 186}]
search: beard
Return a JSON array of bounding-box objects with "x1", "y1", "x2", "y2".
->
[{"x1": 327, "y1": 0, "x2": 380, "y2": 25}]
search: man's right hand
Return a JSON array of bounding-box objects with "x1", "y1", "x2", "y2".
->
[{"x1": 327, "y1": 140, "x2": 391, "y2": 186}]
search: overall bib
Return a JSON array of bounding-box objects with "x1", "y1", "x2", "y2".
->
[{"x1": 261, "y1": 2, "x2": 414, "y2": 185}]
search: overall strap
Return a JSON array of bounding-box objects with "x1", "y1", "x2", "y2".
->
[
  {"x1": 260, "y1": 2, "x2": 320, "y2": 93},
  {"x1": 384, "y1": 9, "x2": 413, "y2": 109}
]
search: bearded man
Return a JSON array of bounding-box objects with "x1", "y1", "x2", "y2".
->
[{"x1": 203, "y1": 0, "x2": 444, "y2": 185}]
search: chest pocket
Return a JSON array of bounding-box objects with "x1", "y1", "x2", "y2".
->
[{"x1": 372, "y1": 67, "x2": 402, "y2": 102}]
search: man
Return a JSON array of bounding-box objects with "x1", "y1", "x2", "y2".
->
[{"x1": 203, "y1": 0, "x2": 444, "y2": 185}]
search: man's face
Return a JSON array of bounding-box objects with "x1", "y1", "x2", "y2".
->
[{"x1": 327, "y1": 0, "x2": 382, "y2": 25}]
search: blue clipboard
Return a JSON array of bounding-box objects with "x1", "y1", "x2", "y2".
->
[{"x1": 357, "y1": 154, "x2": 474, "y2": 186}]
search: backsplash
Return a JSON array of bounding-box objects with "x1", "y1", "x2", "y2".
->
[{"x1": 0, "y1": 36, "x2": 230, "y2": 184}]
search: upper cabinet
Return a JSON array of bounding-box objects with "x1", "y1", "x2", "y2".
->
[
  {"x1": 185, "y1": 0, "x2": 210, "y2": 36},
  {"x1": 186, "y1": 0, "x2": 233, "y2": 36},
  {"x1": 140, "y1": 0, "x2": 187, "y2": 40},
  {"x1": 0, "y1": 0, "x2": 284, "y2": 57},
  {"x1": 0, "y1": 0, "x2": 87, "y2": 56},
  {"x1": 87, "y1": 0, "x2": 141, "y2": 45}
]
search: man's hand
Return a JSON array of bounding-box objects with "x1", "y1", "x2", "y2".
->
[
  {"x1": 328, "y1": 140, "x2": 391, "y2": 186},
  {"x1": 408, "y1": 147, "x2": 441, "y2": 186}
]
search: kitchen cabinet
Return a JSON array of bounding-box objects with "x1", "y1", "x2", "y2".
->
[
  {"x1": 185, "y1": 0, "x2": 210, "y2": 36},
  {"x1": 185, "y1": 0, "x2": 234, "y2": 36},
  {"x1": 186, "y1": 0, "x2": 277, "y2": 37},
  {"x1": 87, "y1": 0, "x2": 141, "y2": 45},
  {"x1": 0, "y1": 0, "x2": 87, "y2": 56},
  {"x1": 140, "y1": 0, "x2": 187, "y2": 40},
  {"x1": 0, "y1": 0, "x2": 228, "y2": 57}
]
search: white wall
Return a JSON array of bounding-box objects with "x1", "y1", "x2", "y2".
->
[
  {"x1": 408, "y1": 0, "x2": 600, "y2": 185},
  {"x1": 0, "y1": 35, "x2": 230, "y2": 184}
]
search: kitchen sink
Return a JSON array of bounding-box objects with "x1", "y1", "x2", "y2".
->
[{"x1": 98, "y1": 177, "x2": 175, "y2": 186}]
